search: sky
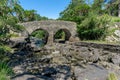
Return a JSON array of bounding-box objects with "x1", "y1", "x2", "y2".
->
[{"x1": 19, "y1": 0, "x2": 71, "y2": 19}]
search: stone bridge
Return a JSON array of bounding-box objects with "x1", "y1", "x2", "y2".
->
[{"x1": 20, "y1": 20, "x2": 77, "y2": 44}]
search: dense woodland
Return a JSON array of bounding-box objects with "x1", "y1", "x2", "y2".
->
[
  {"x1": 0, "y1": 0, "x2": 120, "y2": 79},
  {"x1": 59, "y1": 0, "x2": 120, "y2": 40}
]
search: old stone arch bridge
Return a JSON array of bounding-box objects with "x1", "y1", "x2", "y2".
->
[{"x1": 20, "y1": 20, "x2": 77, "y2": 44}]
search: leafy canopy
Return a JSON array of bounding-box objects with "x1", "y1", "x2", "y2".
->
[{"x1": 59, "y1": 0, "x2": 111, "y2": 40}]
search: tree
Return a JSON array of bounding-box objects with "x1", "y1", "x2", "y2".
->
[
  {"x1": 59, "y1": 0, "x2": 110, "y2": 40},
  {"x1": 13, "y1": 3, "x2": 25, "y2": 22},
  {"x1": 74, "y1": 3, "x2": 90, "y2": 16},
  {"x1": 59, "y1": 0, "x2": 88, "y2": 23},
  {"x1": 92, "y1": 0, "x2": 104, "y2": 14},
  {"x1": 0, "y1": 0, "x2": 24, "y2": 43},
  {"x1": 113, "y1": 0, "x2": 120, "y2": 17},
  {"x1": 23, "y1": 10, "x2": 37, "y2": 21},
  {"x1": 19, "y1": 10, "x2": 49, "y2": 22},
  {"x1": 106, "y1": 0, "x2": 120, "y2": 17}
]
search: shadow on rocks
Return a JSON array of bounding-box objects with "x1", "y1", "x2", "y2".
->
[{"x1": 11, "y1": 65, "x2": 72, "y2": 80}]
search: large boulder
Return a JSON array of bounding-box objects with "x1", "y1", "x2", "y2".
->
[{"x1": 74, "y1": 64, "x2": 108, "y2": 80}]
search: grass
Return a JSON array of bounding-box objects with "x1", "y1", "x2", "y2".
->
[
  {"x1": 0, "y1": 61, "x2": 13, "y2": 80},
  {"x1": 80, "y1": 40, "x2": 120, "y2": 45},
  {"x1": 108, "y1": 28, "x2": 119, "y2": 36},
  {"x1": 107, "y1": 73, "x2": 118, "y2": 80},
  {"x1": 111, "y1": 16, "x2": 120, "y2": 22}
]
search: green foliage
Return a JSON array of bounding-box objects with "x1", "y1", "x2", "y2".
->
[
  {"x1": 59, "y1": 0, "x2": 88, "y2": 22},
  {"x1": 0, "y1": 45, "x2": 12, "y2": 53},
  {"x1": 105, "y1": 0, "x2": 120, "y2": 16},
  {"x1": 107, "y1": 73, "x2": 118, "y2": 80},
  {"x1": 0, "y1": 0, "x2": 24, "y2": 43},
  {"x1": 13, "y1": 3, "x2": 25, "y2": 22},
  {"x1": 12, "y1": 3, "x2": 49, "y2": 22},
  {"x1": 0, "y1": 61, "x2": 13, "y2": 80},
  {"x1": 92, "y1": 0, "x2": 105, "y2": 14},
  {"x1": 20, "y1": 10, "x2": 49, "y2": 22},
  {"x1": 0, "y1": 45, "x2": 13, "y2": 62},
  {"x1": 77, "y1": 13, "x2": 110, "y2": 40},
  {"x1": 0, "y1": 16, "x2": 24, "y2": 42},
  {"x1": 111, "y1": 16, "x2": 120, "y2": 22},
  {"x1": 74, "y1": 3, "x2": 90, "y2": 16},
  {"x1": 106, "y1": 4, "x2": 118, "y2": 16},
  {"x1": 35, "y1": 15, "x2": 48, "y2": 21},
  {"x1": 31, "y1": 30, "x2": 46, "y2": 39},
  {"x1": 54, "y1": 30, "x2": 65, "y2": 39},
  {"x1": 107, "y1": 27, "x2": 120, "y2": 36},
  {"x1": 59, "y1": 0, "x2": 113, "y2": 40},
  {"x1": 23, "y1": 10, "x2": 37, "y2": 21}
]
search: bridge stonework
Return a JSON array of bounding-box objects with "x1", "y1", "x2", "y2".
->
[{"x1": 20, "y1": 20, "x2": 77, "y2": 44}]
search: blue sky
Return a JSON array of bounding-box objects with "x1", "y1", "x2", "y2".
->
[{"x1": 19, "y1": 0, "x2": 71, "y2": 19}]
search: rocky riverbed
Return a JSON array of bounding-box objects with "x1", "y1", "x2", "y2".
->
[{"x1": 9, "y1": 40, "x2": 120, "y2": 80}]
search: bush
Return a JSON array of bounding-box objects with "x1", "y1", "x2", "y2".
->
[{"x1": 77, "y1": 13, "x2": 110, "y2": 40}]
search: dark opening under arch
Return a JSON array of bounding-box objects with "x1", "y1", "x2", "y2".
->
[
  {"x1": 54, "y1": 28, "x2": 71, "y2": 43},
  {"x1": 30, "y1": 28, "x2": 49, "y2": 45}
]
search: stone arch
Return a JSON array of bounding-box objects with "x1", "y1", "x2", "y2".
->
[
  {"x1": 30, "y1": 28, "x2": 49, "y2": 44},
  {"x1": 20, "y1": 20, "x2": 77, "y2": 44},
  {"x1": 54, "y1": 28, "x2": 71, "y2": 43}
]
